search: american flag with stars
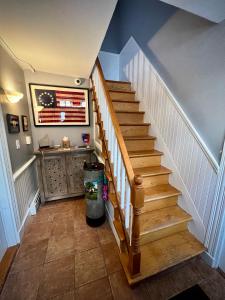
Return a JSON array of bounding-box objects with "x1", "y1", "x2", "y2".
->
[{"x1": 34, "y1": 88, "x2": 88, "y2": 124}]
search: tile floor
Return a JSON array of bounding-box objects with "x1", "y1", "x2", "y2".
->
[{"x1": 1, "y1": 198, "x2": 225, "y2": 300}]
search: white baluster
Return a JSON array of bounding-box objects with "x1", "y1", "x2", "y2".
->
[
  {"x1": 117, "y1": 151, "x2": 121, "y2": 192},
  {"x1": 108, "y1": 121, "x2": 112, "y2": 152},
  {"x1": 125, "y1": 180, "x2": 131, "y2": 229},
  {"x1": 111, "y1": 129, "x2": 115, "y2": 164},
  {"x1": 113, "y1": 141, "x2": 118, "y2": 178},
  {"x1": 120, "y1": 164, "x2": 125, "y2": 209}
]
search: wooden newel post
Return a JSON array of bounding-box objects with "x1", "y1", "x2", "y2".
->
[{"x1": 129, "y1": 174, "x2": 144, "y2": 276}]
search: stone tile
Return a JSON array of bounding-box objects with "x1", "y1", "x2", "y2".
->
[
  {"x1": 145, "y1": 261, "x2": 206, "y2": 300},
  {"x1": 45, "y1": 234, "x2": 75, "y2": 263},
  {"x1": 97, "y1": 222, "x2": 115, "y2": 245},
  {"x1": 23, "y1": 221, "x2": 53, "y2": 244},
  {"x1": 109, "y1": 270, "x2": 150, "y2": 300},
  {"x1": 200, "y1": 272, "x2": 225, "y2": 299},
  {"x1": 10, "y1": 239, "x2": 48, "y2": 273},
  {"x1": 0, "y1": 265, "x2": 43, "y2": 300},
  {"x1": 75, "y1": 247, "x2": 107, "y2": 287},
  {"x1": 190, "y1": 257, "x2": 218, "y2": 282},
  {"x1": 74, "y1": 227, "x2": 100, "y2": 252},
  {"x1": 52, "y1": 216, "x2": 75, "y2": 237},
  {"x1": 53, "y1": 209, "x2": 75, "y2": 223},
  {"x1": 77, "y1": 277, "x2": 113, "y2": 300},
  {"x1": 101, "y1": 241, "x2": 122, "y2": 274},
  {"x1": 37, "y1": 255, "x2": 75, "y2": 300},
  {"x1": 51, "y1": 290, "x2": 76, "y2": 300},
  {"x1": 29, "y1": 208, "x2": 55, "y2": 224}
]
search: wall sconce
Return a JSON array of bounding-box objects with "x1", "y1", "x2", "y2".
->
[{"x1": 5, "y1": 90, "x2": 23, "y2": 103}]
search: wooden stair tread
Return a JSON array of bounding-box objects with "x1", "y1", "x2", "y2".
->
[
  {"x1": 140, "y1": 205, "x2": 192, "y2": 235},
  {"x1": 120, "y1": 123, "x2": 150, "y2": 126},
  {"x1": 115, "y1": 111, "x2": 145, "y2": 114},
  {"x1": 112, "y1": 99, "x2": 140, "y2": 103},
  {"x1": 128, "y1": 150, "x2": 163, "y2": 158},
  {"x1": 134, "y1": 166, "x2": 171, "y2": 177},
  {"x1": 106, "y1": 79, "x2": 130, "y2": 84},
  {"x1": 120, "y1": 230, "x2": 205, "y2": 285},
  {"x1": 124, "y1": 135, "x2": 155, "y2": 140},
  {"x1": 144, "y1": 184, "x2": 181, "y2": 201},
  {"x1": 109, "y1": 90, "x2": 135, "y2": 94}
]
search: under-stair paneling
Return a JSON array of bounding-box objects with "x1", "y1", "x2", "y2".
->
[
  {"x1": 120, "y1": 37, "x2": 217, "y2": 243},
  {"x1": 13, "y1": 157, "x2": 39, "y2": 237}
]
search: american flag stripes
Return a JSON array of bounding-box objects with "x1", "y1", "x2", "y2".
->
[{"x1": 30, "y1": 84, "x2": 89, "y2": 126}]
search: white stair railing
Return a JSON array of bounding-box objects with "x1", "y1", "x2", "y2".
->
[
  {"x1": 92, "y1": 65, "x2": 133, "y2": 238},
  {"x1": 92, "y1": 59, "x2": 144, "y2": 276}
]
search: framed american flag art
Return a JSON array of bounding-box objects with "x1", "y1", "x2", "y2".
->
[{"x1": 29, "y1": 83, "x2": 90, "y2": 126}]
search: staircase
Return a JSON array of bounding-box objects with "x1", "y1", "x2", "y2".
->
[{"x1": 91, "y1": 59, "x2": 205, "y2": 285}]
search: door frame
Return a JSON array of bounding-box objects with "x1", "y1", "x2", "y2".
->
[
  {"x1": 0, "y1": 105, "x2": 19, "y2": 247},
  {"x1": 205, "y1": 139, "x2": 225, "y2": 267}
]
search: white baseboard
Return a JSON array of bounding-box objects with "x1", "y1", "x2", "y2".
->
[{"x1": 201, "y1": 251, "x2": 216, "y2": 267}]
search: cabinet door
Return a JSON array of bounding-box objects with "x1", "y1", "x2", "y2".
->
[
  {"x1": 42, "y1": 154, "x2": 68, "y2": 199},
  {"x1": 66, "y1": 153, "x2": 91, "y2": 195}
]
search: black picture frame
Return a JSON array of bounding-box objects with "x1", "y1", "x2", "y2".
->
[
  {"x1": 21, "y1": 115, "x2": 29, "y2": 131},
  {"x1": 29, "y1": 83, "x2": 90, "y2": 127},
  {"x1": 6, "y1": 114, "x2": 20, "y2": 133}
]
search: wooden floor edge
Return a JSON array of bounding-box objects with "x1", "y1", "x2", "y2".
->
[
  {"x1": 119, "y1": 248, "x2": 205, "y2": 286},
  {"x1": 0, "y1": 245, "x2": 19, "y2": 294}
]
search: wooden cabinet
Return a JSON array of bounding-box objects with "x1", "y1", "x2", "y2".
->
[
  {"x1": 35, "y1": 148, "x2": 94, "y2": 203},
  {"x1": 66, "y1": 152, "x2": 91, "y2": 195}
]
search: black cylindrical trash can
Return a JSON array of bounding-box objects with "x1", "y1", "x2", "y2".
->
[{"x1": 84, "y1": 162, "x2": 105, "y2": 227}]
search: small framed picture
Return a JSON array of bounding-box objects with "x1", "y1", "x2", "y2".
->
[
  {"x1": 6, "y1": 114, "x2": 20, "y2": 133},
  {"x1": 21, "y1": 115, "x2": 29, "y2": 131}
]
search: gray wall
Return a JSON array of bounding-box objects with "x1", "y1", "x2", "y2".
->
[
  {"x1": 101, "y1": 0, "x2": 225, "y2": 162},
  {"x1": 0, "y1": 46, "x2": 33, "y2": 173},
  {"x1": 24, "y1": 70, "x2": 93, "y2": 150}
]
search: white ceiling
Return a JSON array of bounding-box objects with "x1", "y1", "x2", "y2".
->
[
  {"x1": 160, "y1": 0, "x2": 225, "y2": 23},
  {"x1": 0, "y1": 0, "x2": 117, "y2": 78}
]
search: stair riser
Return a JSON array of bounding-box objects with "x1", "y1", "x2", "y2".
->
[
  {"x1": 109, "y1": 91, "x2": 135, "y2": 101},
  {"x1": 140, "y1": 222, "x2": 188, "y2": 245},
  {"x1": 113, "y1": 101, "x2": 139, "y2": 112},
  {"x1": 130, "y1": 155, "x2": 161, "y2": 168},
  {"x1": 142, "y1": 196, "x2": 178, "y2": 213},
  {"x1": 142, "y1": 174, "x2": 169, "y2": 188},
  {"x1": 116, "y1": 113, "x2": 144, "y2": 124},
  {"x1": 107, "y1": 82, "x2": 131, "y2": 92},
  {"x1": 125, "y1": 139, "x2": 155, "y2": 151},
  {"x1": 121, "y1": 125, "x2": 149, "y2": 137}
]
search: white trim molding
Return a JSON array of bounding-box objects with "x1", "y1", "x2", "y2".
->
[
  {"x1": 0, "y1": 106, "x2": 19, "y2": 246},
  {"x1": 205, "y1": 140, "x2": 225, "y2": 267},
  {"x1": 119, "y1": 37, "x2": 218, "y2": 244},
  {"x1": 13, "y1": 155, "x2": 36, "y2": 181}
]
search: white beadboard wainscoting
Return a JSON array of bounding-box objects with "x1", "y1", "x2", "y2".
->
[
  {"x1": 119, "y1": 37, "x2": 218, "y2": 246},
  {"x1": 13, "y1": 156, "x2": 40, "y2": 238}
]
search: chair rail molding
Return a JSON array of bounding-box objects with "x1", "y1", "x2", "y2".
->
[
  {"x1": 119, "y1": 36, "x2": 218, "y2": 245},
  {"x1": 13, "y1": 155, "x2": 36, "y2": 182}
]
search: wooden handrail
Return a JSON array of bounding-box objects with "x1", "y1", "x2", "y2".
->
[{"x1": 95, "y1": 58, "x2": 135, "y2": 186}]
